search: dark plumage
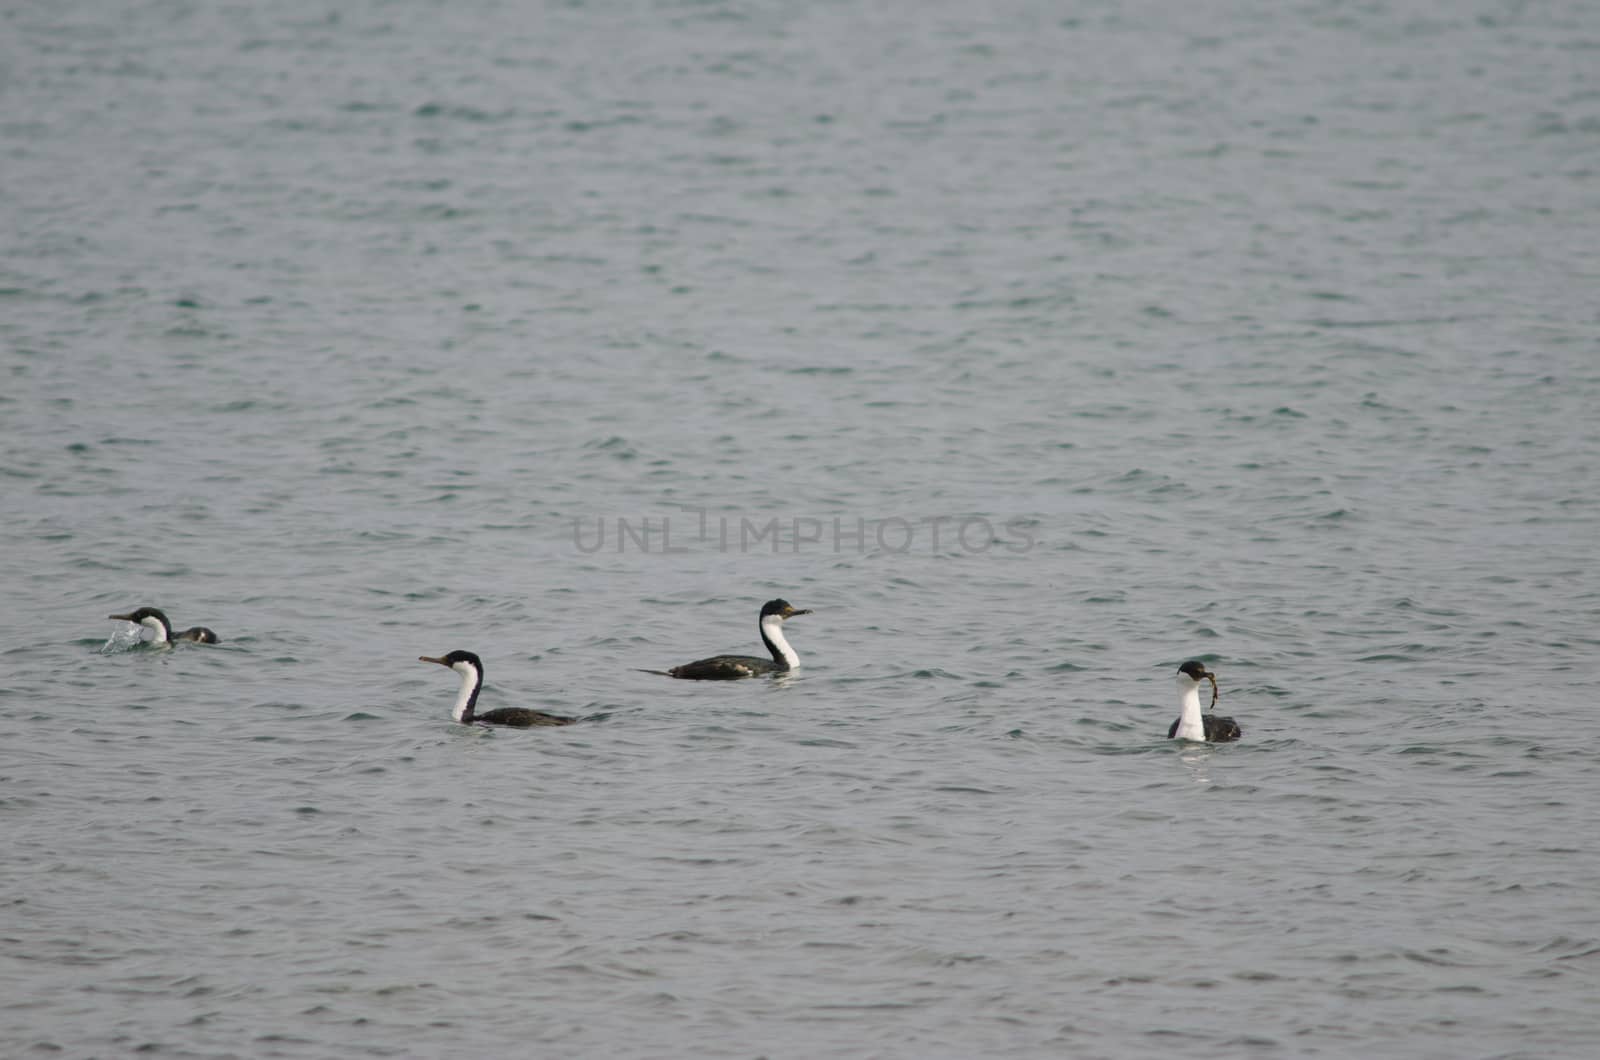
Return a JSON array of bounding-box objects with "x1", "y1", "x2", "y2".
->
[
  {"x1": 419, "y1": 650, "x2": 575, "y2": 728},
  {"x1": 1167, "y1": 713, "x2": 1243, "y2": 742},
  {"x1": 669, "y1": 656, "x2": 779, "y2": 680},
  {"x1": 108, "y1": 606, "x2": 220, "y2": 644},
  {"x1": 475, "y1": 706, "x2": 573, "y2": 727},
  {"x1": 659, "y1": 599, "x2": 812, "y2": 680}
]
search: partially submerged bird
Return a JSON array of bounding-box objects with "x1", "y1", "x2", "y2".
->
[
  {"x1": 1167, "y1": 660, "x2": 1241, "y2": 742},
  {"x1": 108, "y1": 606, "x2": 220, "y2": 645},
  {"x1": 418, "y1": 650, "x2": 575, "y2": 727},
  {"x1": 654, "y1": 598, "x2": 812, "y2": 680}
]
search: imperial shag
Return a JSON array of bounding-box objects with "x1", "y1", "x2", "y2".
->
[
  {"x1": 655, "y1": 599, "x2": 812, "y2": 680},
  {"x1": 108, "y1": 607, "x2": 220, "y2": 645},
  {"x1": 1167, "y1": 660, "x2": 1241, "y2": 742},
  {"x1": 419, "y1": 650, "x2": 576, "y2": 727}
]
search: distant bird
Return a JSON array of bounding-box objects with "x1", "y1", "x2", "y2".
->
[
  {"x1": 418, "y1": 650, "x2": 575, "y2": 727},
  {"x1": 108, "y1": 606, "x2": 220, "y2": 645},
  {"x1": 1168, "y1": 660, "x2": 1241, "y2": 742},
  {"x1": 648, "y1": 599, "x2": 812, "y2": 680}
]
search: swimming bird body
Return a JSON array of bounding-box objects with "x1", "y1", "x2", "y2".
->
[
  {"x1": 419, "y1": 650, "x2": 575, "y2": 727},
  {"x1": 660, "y1": 599, "x2": 811, "y2": 679},
  {"x1": 1168, "y1": 660, "x2": 1241, "y2": 742},
  {"x1": 109, "y1": 606, "x2": 220, "y2": 644}
]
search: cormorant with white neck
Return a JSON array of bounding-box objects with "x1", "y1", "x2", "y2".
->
[
  {"x1": 108, "y1": 606, "x2": 220, "y2": 644},
  {"x1": 1168, "y1": 660, "x2": 1241, "y2": 742},
  {"x1": 418, "y1": 650, "x2": 575, "y2": 727},
  {"x1": 653, "y1": 599, "x2": 812, "y2": 679}
]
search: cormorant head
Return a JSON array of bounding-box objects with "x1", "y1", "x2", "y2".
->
[
  {"x1": 1176, "y1": 660, "x2": 1219, "y2": 706},
  {"x1": 761, "y1": 599, "x2": 811, "y2": 620},
  {"x1": 420, "y1": 649, "x2": 483, "y2": 676},
  {"x1": 109, "y1": 606, "x2": 170, "y2": 627},
  {"x1": 109, "y1": 607, "x2": 177, "y2": 641}
]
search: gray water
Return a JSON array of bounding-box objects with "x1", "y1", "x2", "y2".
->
[{"x1": 4, "y1": 0, "x2": 1600, "y2": 1056}]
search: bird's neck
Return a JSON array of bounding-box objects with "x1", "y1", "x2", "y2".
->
[
  {"x1": 141, "y1": 615, "x2": 171, "y2": 644},
  {"x1": 1173, "y1": 684, "x2": 1207, "y2": 741},
  {"x1": 760, "y1": 615, "x2": 799, "y2": 669},
  {"x1": 451, "y1": 666, "x2": 481, "y2": 723}
]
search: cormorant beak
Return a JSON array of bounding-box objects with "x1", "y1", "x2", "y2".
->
[
  {"x1": 786, "y1": 607, "x2": 812, "y2": 618},
  {"x1": 1204, "y1": 672, "x2": 1219, "y2": 708},
  {"x1": 418, "y1": 656, "x2": 448, "y2": 666},
  {"x1": 109, "y1": 613, "x2": 132, "y2": 622}
]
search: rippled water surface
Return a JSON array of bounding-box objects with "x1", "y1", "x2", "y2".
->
[{"x1": 4, "y1": 1, "x2": 1600, "y2": 1056}]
